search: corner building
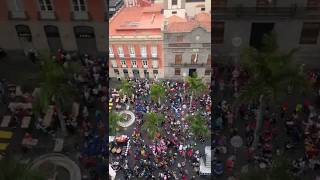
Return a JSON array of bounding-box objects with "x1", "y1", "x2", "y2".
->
[{"x1": 109, "y1": 3, "x2": 164, "y2": 79}]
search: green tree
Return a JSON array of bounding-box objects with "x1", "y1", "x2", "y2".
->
[
  {"x1": 0, "y1": 159, "x2": 45, "y2": 180},
  {"x1": 109, "y1": 111, "x2": 123, "y2": 135},
  {"x1": 186, "y1": 113, "x2": 209, "y2": 139},
  {"x1": 239, "y1": 33, "x2": 310, "y2": 148},
  {"x1": 33, "y1": 51, "x2": 79, "y2": 137},
  {"x1": 142, "y1": 112, "x2": 164, "y2": 139},
  {"x1": 119, "y1": 80, "x2": 133, "y2": 98},
  {"x1": 150, "y1": 83, "x2": 166, "y2": 105},
  {"x1": 186, "y1": 74, "x2": 206, "y2": 108}
]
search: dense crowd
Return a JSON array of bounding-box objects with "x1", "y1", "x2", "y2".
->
[
  {"x1": 212, "y1": 64, "x2": 320, "y2": 179},
  {"x1": 109, "y1": 78, "x2": 211, "y2": 179}
]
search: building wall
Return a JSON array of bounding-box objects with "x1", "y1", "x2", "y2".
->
[
  {"x1": 185, "y1": 2, "x2": 208, "y2": 17},
  {"x1": 0, "y1": 0, "x2": 107, "y2": 54},
  {"x1": 214, "y1": 0, "x2": 320, "y2": 67},
  {"x1": 109, "y1": 39, "x2": 164, "y2": 79},
  {"x1": 163, "y1": 27, "x2": 211, "y2": 82}
]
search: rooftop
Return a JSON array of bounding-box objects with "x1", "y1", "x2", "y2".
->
[
  {"x1": 166, "y1": 12, "x2": 211, "y2": 33},
  {"x1": 109, "y1": 3, "x2": 164, "y2": 36}
]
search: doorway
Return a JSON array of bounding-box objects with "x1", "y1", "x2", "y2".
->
[
  {"x1": 44, "y1": 25, "x2": 62, "y2": 53},
  {"x1": 133, "y1": 69, "x2": 140, "y2": 78},
  {"x1": 74, "y1": 26, "x2": 97, "y2": 55},
  {"x1": 123, "y1": 69, "x2": 129, "y2": 78},
  {"x1": 144, "y1": 70, "x2": 149, "y2": 79},
  {"x1": 189, "y1": 69, "x2": 197, "y2": 77},
  {"x1": 250, "y1": 23, "x2": 274, "y2": 49}
]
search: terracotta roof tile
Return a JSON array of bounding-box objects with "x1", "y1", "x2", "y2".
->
[{"x1": 166, "y1": 13, "x2": 211, "y2": 33}]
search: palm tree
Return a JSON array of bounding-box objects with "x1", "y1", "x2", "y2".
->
[
  {"x1": 119, "y1": 80, "x2": 133, "y2": 97},
  {"x1": 239, "y1": 33, "x2": 310, "y2": 148},
  {"x1": 186, "y1": 74, "x2": 206, "y2": 108},
  {"x1": 150, "y1": 83, "x2": 166, "y2": 105},
  {"x1": 186, "y1": 113, "x2": 209, "y2": 140},
  {"x1": 0, "y1": 159, "x2": 45, "y2": 180},
  {"x1": 33, "y1": 51, "x2": 79, "y2": 137},
  {"x1": 109, "y1": 111, "x2": 123, "y2": 136},
  {"x1": 142, "y1": 112, "x2": 164, "y2": 139}
]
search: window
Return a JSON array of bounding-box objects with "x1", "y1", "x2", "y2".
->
[
  {"x1": 38, "y1": 0, "x2": 53, "y2": 11},
  {"x1": 176, "y1": 35, "x2": 183, "y2": 42},
  {"x1": 118, "y1": 46, "x2": 124, "y2": 57},
  {"x1": 72, "y1": 0, "x2": 86, "y2": 11},
  {"x1": 172, "y1": 0, "x2": 177, "y2": 5},
  {"x1": 114, "y1": 69, "x2": 119, "y2": 74},
  {"x1": 205, "y1": 69, "x2": 211, "y2": 76},
  {"x1": 153, "y1": 70, "x2": 158, "y2": 74},
  {"x1": 132, "y1": 61, "x2": 137, "y2": 66},
  {"x1": 213, "y1": 22, "x2": 225, "y2": 44},
  {"x1": 201, "y1": 7, "x2": 205, "y2": 11},
  {"x1": 13, "y1": 0, "x2": 24, "y2": 11},
  {"x1": 143, "y1": 60, "x2": 148, "y2": 66},
  {"x1": 151, "y1": 46, "x2": 157, "y2": 57},
  {"x1": 129, "y1": 45, "x2": 135, "y2": 55},
  {"x1": 109, "y1": 47, "x2": 114, "y2": 57},
  {"x1": 191, "y1": 54, "x2": 197, "y2": 64},
  {"x1": 111, "y1": 60, "x2": 117, "y2": 67},
  {"x1": 172, "y1": 11, "x2": 177, "y2": 14},
  {"x1": 141, "y1": 46, "x2": 147, "y2": 58},
  {"x1": 195, "y1": 35, "x2": 200, "y2": 41},
  {"x1": 121, "y1": 60, "x2": 126, "y2": 65},
  {"x1": 175, "y1": 68, "x2": 181, "y2": 75},
  {"x1": 175, "y1": 54, "x2": 182, "y2": 64},
  {"x1": 152, "y1": 60, "x2": 158, "y2": 68},
  {"x1": 300, "y1": 23, "x2": 320, "y2": 44}
]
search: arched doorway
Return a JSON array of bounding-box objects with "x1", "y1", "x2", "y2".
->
[
  {"x1": 15, "y1": 25, "x2": 34, "y2": 54},
  {"x1": 73, "y1": 26, "x2": 97, "y2": 54},
  {"x1": 44, "y1": 25, "x2": 62, "y2": 53}
]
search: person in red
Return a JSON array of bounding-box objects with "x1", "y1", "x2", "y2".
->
[
  {"x1": 182, "y1": 175, "x2": 187, "y2": 180},
  {"x1": 56, "y1": 48, "x2": 62, "y2": 64}
]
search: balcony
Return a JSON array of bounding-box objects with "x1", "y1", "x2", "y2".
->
[
  {"x1": 151, "y1": 53, "x2": 157, "y2": 58},
  {"x1": 109, "y1": 54, "x2": 115, "y2": 58},
  {"x1": 118, "y1": 54, "x2": 124, "y2": 58},
  {"x1": 132, "y1": 65, "x2": 137, "y2": 68},
  {"x1": 112, "y1": 64, "x2": 117, "y2": 68},
  {"x1": 8, "y1": 11, "x2": 28, "y2": 20},
  {"x1": 170, "y1": 63, "x2": 207, "y2": 67},
  {"x1": 71, "y1": 11, "x2": 90, "y2": 21},
  {"x1": 143, "y1": 65, "x2": 148, "y2": 69},
  {"x1": 121, "y1": 64, "x2": 127, "y2": 68},
  {"x1": 38, "y1": 11, "x2": 57, "y2": 20},
  {"x1": 213, "y1": 6, "x2": 320, "y2": 20}
]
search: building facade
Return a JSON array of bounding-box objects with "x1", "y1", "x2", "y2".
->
[
  {"x1": 163, "y1": 13, "x2": 211, "y2": 82},
  {"x1": 213, "y1": 0, "x2": 320, "y2": 67},
  {"x1": 0, "y1": 0, "x2": 108, "y2": 55},
  {"x1": 163, "y1": 0, "x2": 211, "y2": 18},
  {"x1": 109, "y1": 3, "x2": 164, "y2": 80}
]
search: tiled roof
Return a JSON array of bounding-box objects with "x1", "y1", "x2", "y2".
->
[
  {"x1": 166, "y1": 13, "x2": 211, "y2": 33},
  {"x1": 109, "y1": 3, "x2": 164, "y2": 36}
]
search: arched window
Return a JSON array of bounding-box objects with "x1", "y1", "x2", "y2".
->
[{"x1": 74, "y1": 26, "x2": 95, "y2": 38}]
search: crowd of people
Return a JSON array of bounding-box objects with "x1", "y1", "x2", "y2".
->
[
  {"x1": 109, "y1": 78, "x2": 211, "y2": 179},
  {"x1": 212, "y1": 63, "x2": 320, "y2": 179}
]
